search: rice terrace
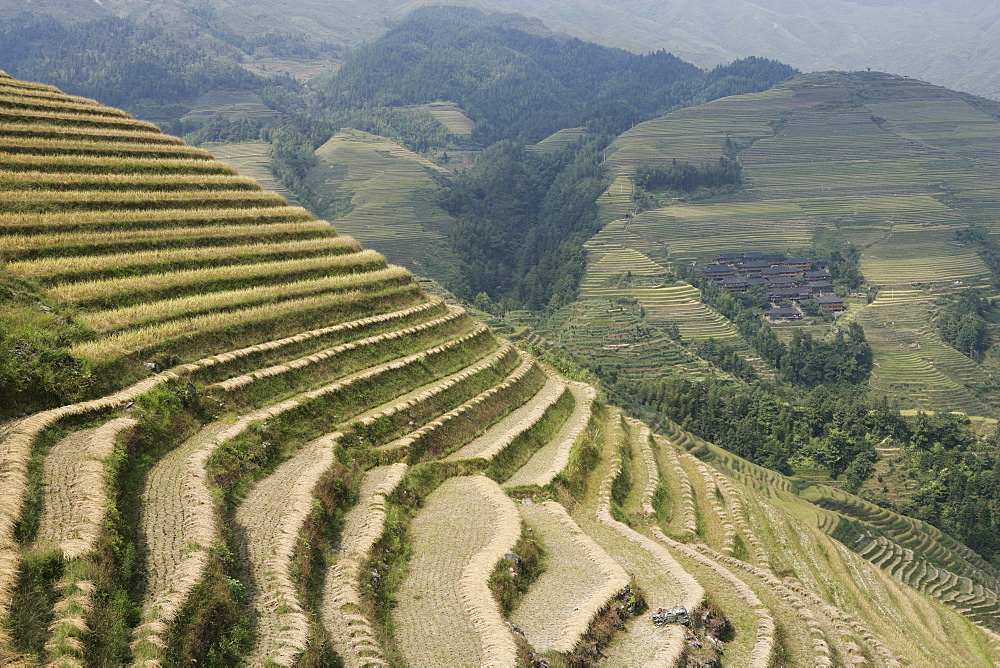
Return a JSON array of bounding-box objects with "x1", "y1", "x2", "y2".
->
[{"x1": 3, "y1": 57, "x2": 1000, "y2": 668}]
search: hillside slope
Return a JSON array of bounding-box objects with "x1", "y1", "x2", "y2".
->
[
  {"x1": 0, "y1": 70, "x2": 998, "y2": 665},
  {"x1": 556, "y1": 70, "x2": 1000, "y2": 416}
]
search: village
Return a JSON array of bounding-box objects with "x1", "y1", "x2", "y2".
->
[{"x1": 702, "y1": 252, "x2": 845, "y2": 322}]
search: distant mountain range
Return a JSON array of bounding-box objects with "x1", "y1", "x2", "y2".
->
[{"x1": 1, "y1": 0, "x2": 995, "y2": 99}]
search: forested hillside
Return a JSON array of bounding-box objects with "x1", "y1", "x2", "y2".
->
[{"x1": 319, "y1": 7, "x2": 794, "y2": 144}]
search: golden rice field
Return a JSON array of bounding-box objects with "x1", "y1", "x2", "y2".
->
[{"x1": 3, "y1": 69, "x2": 1000, "y2": 666}]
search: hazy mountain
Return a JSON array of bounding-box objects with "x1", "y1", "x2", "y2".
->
[
  {"x1": 2, "y1": 0, "x2": 995, "y2": 98},
  {"x1": 472, "y1": 0, "x2": 1000, "y2": 99}
]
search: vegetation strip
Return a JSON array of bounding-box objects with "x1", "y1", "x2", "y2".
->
[
  {"x1": 322, "y1": 463, "x2": 407, "y2": 668},
  {"x1": 214, "y1": 306, "x2": 464, "y2": 392},
  {"x1": 655, "y1": 436, "x2": 698, "y2": 537},
  {"x1": 380, "y1": 352, "x2": 540, "y2": 457},
  {"x1": 8, "y1": 236, "x2": 360, "y2": 282},
  {"x1": 50, "y1": 249, "x2": 386, "y2": 305},
  {"x1": 71, "y1": 284, "x2": 421, "y2": 362},
  {"x1": 237, "y1": 433, "x2": 338, "y2": 666}
]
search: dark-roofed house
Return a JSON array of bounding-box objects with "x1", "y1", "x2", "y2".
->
[
  {"x1": 815, "y1": 294, "x2": 845, "y2": 312},
  {"x1": 761, "y1": 254, "x2": 788, "y2": 264},
  {"x1": 769, "y1": 287, "x2": 812, "y2": 303},
  {"x1": 742, "y1": 251, "x2": 764, "y2": 260},
  {"x1": 807, "y1": 281, "x2": 834, "y2": 294},
  {"x1": 760, "y1": 265, "x2": 801, "y2": 278},
  {"x1": 748, "y1": 277, "x2": 769, "y2": 287},
  {"x1": 703, "y1": 264, "x2": 736, "y2": 279},
  {"x1": 785, "y1": 257, "x2": 812, "y2": 271},
  {"x1": 804, "y1": 270, "x2": 831, "y2": 280},
  {"x1": 713, "y1": 252, "x2": 743, "y2": 263},
  {"x1": 738, "y1": 260, "x2": 775, "y2": 275},
  {"x1": 766, "y1": 307, "x2": 802, "y2": 322},
  {"x1": 766, "y1": 276, "x2": 798, "y2": 288},
  {"x1": 718, "y1": 277, "x2": 749, "y2": 291}
]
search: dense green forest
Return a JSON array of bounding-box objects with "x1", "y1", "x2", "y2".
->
[
  {"x1": 0, "y1": 13, "x2": 295, "y2": 133},
  {"x1": 318, "y1": 6, "x2": 797, "y2": 144}
]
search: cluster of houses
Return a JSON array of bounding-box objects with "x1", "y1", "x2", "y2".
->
[{"x1": 701, "y1": 252, "x2": 845, "y2": 322}]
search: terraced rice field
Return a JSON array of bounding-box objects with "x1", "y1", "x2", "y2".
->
[
  {"x1": 529, "y1": 126, "x2": 590, "y2": 153},
  {"x1": 206, "y1": 141, "x2": 300, "y2": 205},
  {"x1": 510, "y1": 501, "x2": 629, "y2": 653},
  {"x1": 417, "y1": 101, "x2": 475, "y2": 138},
  {"x1": 851, "y1": 291, "x2": 995, "y2": 414},
  {"x1": 4, "y1": 69, "x2": 1000, "y2": 666},
  {"x1": 310, "y1": 129, "x2": 459, "y2": 275},
  {"x1": 392, "y1": 476, "x2": 520, "y2": 666},
  {"x1": 579, "y1": 70, "x2": 1000, "y2": 415}
]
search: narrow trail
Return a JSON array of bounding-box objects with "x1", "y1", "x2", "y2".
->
[
  {"x1": 322, "y1": 463, "x2": 407, "y2": 668},
  {"x1": 445, "y1": 374, "x2": 564, "y2": 462},
  {"x1": 510, "y1": 501, "x2": 629, "y2": 654},
  {"x1": 392, "y1": 476, "x2": 520, "y2": 667},
  {"x1": 503, "y1": 382, "x2": 595, "y2": 488},
  {"x1": 237, "y1": 434, "x2": 338, "y2": 667}
]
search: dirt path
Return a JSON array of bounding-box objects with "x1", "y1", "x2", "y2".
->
[
  {"x1": 392, "y1": 476, "x2": 520, "y2": 667},
  {"x1": 322, "y1": 463, "x2": 407, "y2": 668},
  {"x1": 237, "y1": 434, "x2": 337, "y2": 666},
  {"x1": 503, "y1": 382, "x2": 595, "y2": 488},
  {"x1": 444, "y1": 375, "x2": 564, "y2": 462}
]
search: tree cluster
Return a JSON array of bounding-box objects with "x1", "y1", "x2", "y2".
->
[
  {"x1": 634, "y1": 158, "x2": 742, "y2": 193},
  {"x1": 440, "y1": 137, "x2": 610, "y2": 309}
]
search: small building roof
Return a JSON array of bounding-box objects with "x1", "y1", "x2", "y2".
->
[
  {"x1": 703, "y1": 264, "x2": 734, "y2": 273},
  {"x1": 741, "y1": 260, "x2": 773, "y2": 269},
  {"x1": 760, "y1": 266, "x2": 800, "y2": 275},
  {"x1": 804, "y1": 270, "x2": 831, "y2": 279},
  {"x1": 785, "y1": 257, "x2": 811, "y2": 264},
  {"x1": 719, "y1": 277, "x2": 749, "y2": 285},
  {"x1": 815, "y1": 294, "x2": 844, "y2": 304}
]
